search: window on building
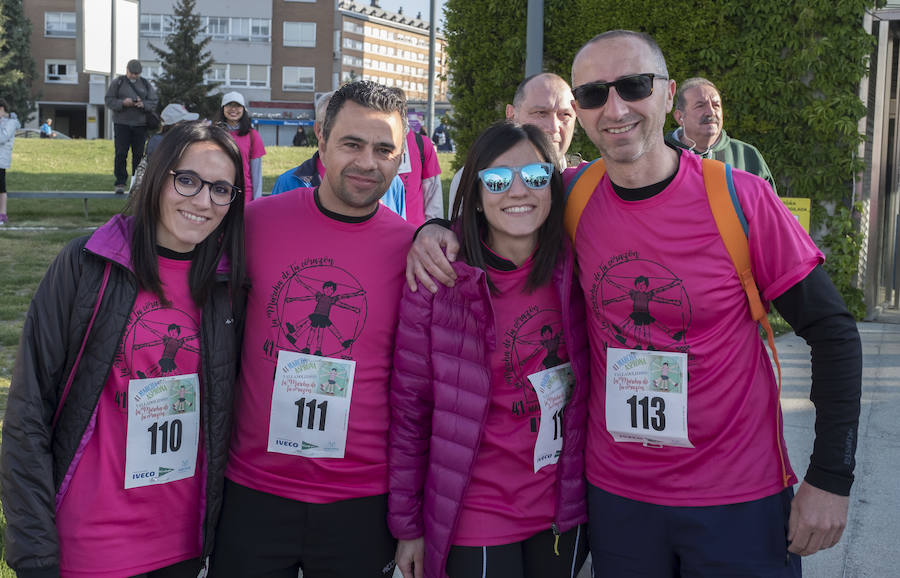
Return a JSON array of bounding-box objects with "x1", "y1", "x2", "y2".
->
[
  {"x1": 283, "y1": 66, "x2": 315, "y2": 91},
  {"x1": 283, "y1": 22, "x2": 316, "y2": 47},
  {"x1": 230, "y1": 65, "x2": 249, "y2": 86},
  {"x1": 140, "y1": 14, "x2": 175, "y2": 37},
  {"x1": 205, "y1": 63, "x2": 227, "y2": 84},
  {"x1": 207, "y1": 17, "x2": 228, "y2": 39},
  {"x1": 343, "y1": 21, "x2": 363, "y2": 34},
  {"x1": 251, "y1": 19, "x2": 271, "y2": 42},
  {"x1": 249, "y1": 65, "x2": 269, "y2": 87},
  {"x1": 45, "y1": 12, "x2": 76, "y2": 38},
  {"x1": 231, "y1": 18, "x2": 251, "y2": 41},
  {"x1": 140, "y1": 61, "x2": 161, "y2": 80},
  {"x1": 46, "y1": 59, "x2": 77, "y2": 84}
]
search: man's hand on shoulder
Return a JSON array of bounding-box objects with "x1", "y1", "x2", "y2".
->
[
  {"x1": 787, "y1": 481, "x2": 849, "y2": 556},
  {"x1": 405, "y1": 224, "x2": 459, "y2": 293}
]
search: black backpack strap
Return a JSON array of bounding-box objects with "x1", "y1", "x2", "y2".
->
[{"x1": 414, "y1": 131, "x2": 425, "y2": 169}]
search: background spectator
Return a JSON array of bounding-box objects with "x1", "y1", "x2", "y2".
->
[
  {"x1": 215, "y1": 91, "x2": 265, "y2": 205},
  {"x1": 0, "y1": 98, "x2": 20, "y2": 226}
]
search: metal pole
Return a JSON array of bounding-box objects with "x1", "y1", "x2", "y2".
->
[
  {"x1": 525, "y1": 0, "x2": 543, "y2": 76},
  {"x1": 108, "y1": 0, "x2": 116, "y2": 141},
  {"x1": 426, "y1": 0, "x2": 437, "y2": 136}
]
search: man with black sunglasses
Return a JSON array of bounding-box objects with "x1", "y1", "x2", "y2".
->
[
  {"x1": 665, "y1": 77, "x2": 777, "y2": 193},
  {"x1": 407, "y1": 28, "x2": 861, "y2": 578}
]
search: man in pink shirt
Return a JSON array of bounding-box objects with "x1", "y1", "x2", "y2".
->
[
  {"x1": 408, "y1": 30, "x2": 862, "y2": 578},
  {"x1": 212, "y1": 81, "x2": 414, "y2": 578}
]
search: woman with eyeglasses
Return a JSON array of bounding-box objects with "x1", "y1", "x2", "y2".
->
[
  {"x1": 1, "y1": 122, "x2": 246, "y2": 578},
  {"x1": 389, "y1": 121, "x2": 589, "y2": 578}
]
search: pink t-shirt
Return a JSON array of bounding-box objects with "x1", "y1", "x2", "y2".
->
[
  {"x1": 568, "y1": 150, "x2": 823, "y2": 507},
  {"x1": 56, "y1": 256, "x2": 204, "y2": 577},
  {"x1": 398, "y1": 130, "x2": 441, "y2": 226},
  {"x1": 230, "y1": 128, "x2": 265, "y2": 204},
  {"x1": 226, "y1": 189, "x2": 414, "y2": 503},
  {"x1": 454, "y1": 257, "x2": 567, "y2": 546}
]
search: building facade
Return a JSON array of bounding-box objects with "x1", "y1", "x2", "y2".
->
[{"x1": 26, "y1": 0, "x2": 449, "y2": 144}]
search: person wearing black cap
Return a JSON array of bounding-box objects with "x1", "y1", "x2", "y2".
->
[{"x1": 105, "y1": 59, "x2": 158, "y2": 194}]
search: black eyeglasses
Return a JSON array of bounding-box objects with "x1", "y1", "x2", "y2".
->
[
  {"x1": 170, "y1": 170, "x2": 239, "y2": 206},
  {"x1": 573, "y1": 73, "x2": 668, "y2": 109}
]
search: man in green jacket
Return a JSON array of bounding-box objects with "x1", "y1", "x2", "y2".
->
[{"x1": 665, "y1": 77, "x2": 777, "y2": 193}]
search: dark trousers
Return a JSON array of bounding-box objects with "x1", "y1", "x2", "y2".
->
[
  {"x1": 446, "y1": 524, "x2": 588, "y2": 578},
  {"x1": 211, "y1": 480, "x2": 397, "y2": 578},
  {"x1": 129, "y1": 557, "x2": 202, "y2": 578},
  {"x1": 588, "y1": 484, "x2": 802, "y2": 577},
  {"x1": 114, "y1": 123, "x2": 147, "y2": 186}
]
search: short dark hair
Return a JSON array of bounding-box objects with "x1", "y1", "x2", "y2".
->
[
  {"x1": 577, "y1": 30, "x2": 669, "y2": 78},
  {"x1": 127, "y1": 59, "x2": 142, "y2": 74},
  {"x1": 452, "y1": 121, "x2": 564, "y2": 292},
  {"x1": 674, "y1": 77, "x2": 720, "y2": 111},
  {"x1": 322, "y1": 81, "x2": 408, "y2": 142},
  {"x1": 0, "y1": 98, "x2": 7, "y2": 112},
  {"x1": 128, "y1": 121, "x2": 246, "y2": 308},
  {"x1": 214, "y1": 103, "x2": 252, "y2": 136}
]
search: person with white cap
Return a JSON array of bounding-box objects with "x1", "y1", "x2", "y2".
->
[
  {"x1": 130, "y1": 103, "x2": 200, "y2": 194},
  {"x1": 215, "y1": 91, "x2": 265, "y2": 206}
]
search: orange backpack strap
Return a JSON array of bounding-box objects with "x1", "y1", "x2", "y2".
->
[
  {"x1": 563, "y1": 159, "x2": 607, "y2": 244},
  {"x1": 702, "y1": 158, "x2": 790, "y2": 488}
]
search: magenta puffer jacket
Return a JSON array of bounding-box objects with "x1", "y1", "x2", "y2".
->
[{"x1": 388, "y1": 240, "x2": 589, "y2": 578}]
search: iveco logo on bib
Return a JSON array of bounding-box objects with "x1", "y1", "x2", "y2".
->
[
  {"x1": 132, "y1": 470, "x2": 156, "y2": 480},
  {"x1": 275, "y1": 439, "x2": 299, "y2": 448}
]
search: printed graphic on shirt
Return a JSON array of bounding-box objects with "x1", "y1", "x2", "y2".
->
[
  {"x1": 502, "y1": 305, "x2": 566, "y2": 421},
  {"x1": 590, "y1": 253, "x2": 692, "y2": 353},
  {"x1": 264, "y1": 258, "x2": 367, "y2": 361},
  {"x1": 114, "y1": 301, "x2": 201, "y2": 411}
]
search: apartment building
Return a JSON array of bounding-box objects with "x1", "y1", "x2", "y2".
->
[{"x1": 26, "y1": 0, "x2": 449, "y2": 143}]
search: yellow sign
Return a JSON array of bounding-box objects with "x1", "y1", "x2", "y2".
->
[{"x1": 781, "y1": 197, "x2": 811, "y2": 233}]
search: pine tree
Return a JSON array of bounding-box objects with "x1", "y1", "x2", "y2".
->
[
  {"x1": 0, "y1": 0, "x2": 37, "y2": 120},
  {"x1": 149, "y1": 0, "x2": 220, "y2": 119}
]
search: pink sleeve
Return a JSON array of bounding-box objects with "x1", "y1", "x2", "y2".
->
[
  {"x1": 421, "y1": 135, "x2": 441, "y2": 179},
  {"x1": 250, "y1": 129, "x2": 266, "y2": 160}
]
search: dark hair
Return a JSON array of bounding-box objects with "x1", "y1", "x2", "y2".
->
[
  {"x1": 674, "y1": 77, "x2": 719, "y2": 111},
  {"x1": 0, "y1": 99, "x2": 7, "y2": 112},
  {"x1": 127, "y1": 59, "x2": 142, "y2": 74},
  {"x1": 452, "y1": 121, "x2": 564, "y2": 292},
  {"x1": 322, "y1": 81, "x2": 408, "y2": 142},
  {"x1": 127, "y1": 121, "x2": 246, "y2": 308},
  {"x1": 214, "y1": 104, "x2": 252, "y2": 136},
  {"x1": 577, "y1": 30, "x2": 669, "y2": 78}
]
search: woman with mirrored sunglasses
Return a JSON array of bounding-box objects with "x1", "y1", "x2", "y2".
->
[
  {"x1": 1, "y1": 122, "x2": 247, "y2": 578},
  {"x1": 389, "y1": 121, "x2": 590, "y2": 578}
]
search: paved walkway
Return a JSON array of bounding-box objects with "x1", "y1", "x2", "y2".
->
[{"x1": 781, "y1": 319, "x2": 900, "y2": 577}]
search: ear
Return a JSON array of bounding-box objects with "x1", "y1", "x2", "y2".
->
[
  {"x1": 505, "y1": 104, "x2": 516, "y2": 120},
  {"x1": 673, "y1": 109, "x2": 684, "y2": 126}
]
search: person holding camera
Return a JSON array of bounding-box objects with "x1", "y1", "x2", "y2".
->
[{"x1": 105, "y1": 59, "x2": 158, "y2": 194}]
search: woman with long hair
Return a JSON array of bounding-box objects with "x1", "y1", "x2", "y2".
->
[
  {"x1": 215, "y1": 91, "x2": 265, "y2": 205},
  {"x1": 1, "y1": 122, "x2": 246, "y2": 578},
  {"x1": 389, "y1": 121, "x2": 590, "y2": 578}
]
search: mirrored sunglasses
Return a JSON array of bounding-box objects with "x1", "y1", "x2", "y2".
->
[
  {"x1": 573, "y1": 73, "x2": 668, "y2": 109},
  {"x1": 170, "y1": 170, "x2": 239, "y2": 206},
  {"x1": 477, "y1": 162, "x2": 554, "y2": 194}
]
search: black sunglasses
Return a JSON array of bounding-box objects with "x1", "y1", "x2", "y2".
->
[{"x1": 573, "y1": 73, "x2": 669, "y2": 109}]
